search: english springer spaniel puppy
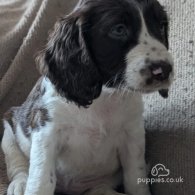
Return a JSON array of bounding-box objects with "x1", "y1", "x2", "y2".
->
[{"x1": 2, "y1": 0, "x2": 174, "y2": 195}]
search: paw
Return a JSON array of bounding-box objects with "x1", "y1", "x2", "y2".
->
[{"x1": 7, "y1": 176, "x2": 27, "y2": 195}]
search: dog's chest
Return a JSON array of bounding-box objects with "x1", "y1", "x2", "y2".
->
[
  {"x1": 55, "y1": 114, "x2": 121, "y2": 194},
  {"x1": 55, "y1": 127, "x2": 120, "y2": 191},
  {"x1": 53, "y1": 98, "x2": 128, "y2": 192},
  {"x1": 55, "y1": 93, "x2": 133, "y2": 147},
  {"x1": 55, "y1": 100, "x2": 125, "y2": 166},
  {"x1": 52, "y1": 92, "x2": 143, "y2": 193}
]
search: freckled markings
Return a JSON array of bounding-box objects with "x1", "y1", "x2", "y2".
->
[
  {"x1": 143, "y1": 41, "x2": 148, "y2": 45},
  {"x1": 14, "y1": 77, "x2": 51, "y2": 137},
  {"x1": 151, "y1": 47, "x2": 156, "y2": 51},
  {"x1": 140, "y1": 68, "x2": 147, "y2": 75},
  {"x1": 145, "y1": 58, "x2": 150, "y2": 64}
]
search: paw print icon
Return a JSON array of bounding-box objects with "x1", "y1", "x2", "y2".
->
[{"x1": 151, "y1": 164, "x2": 170, "y2": 177}]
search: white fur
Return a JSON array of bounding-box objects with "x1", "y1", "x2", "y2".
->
[
  {"x1": 1, "y1": 121, "x2": 28, "y2": 195},
  {"x1": 125, "y1": 13, "x2": 174, "y2": 91},
  {"x1": 24, "y1": 123, "x2": 57, "y2": 195}
]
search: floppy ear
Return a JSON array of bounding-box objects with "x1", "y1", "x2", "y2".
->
[{"x1": 37, "y1": 13, "x2": 103, "y2": 107}]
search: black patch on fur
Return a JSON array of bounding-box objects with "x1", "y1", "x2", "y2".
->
[
  {"x1": 141, "y1": 0, "x2": 169, "y2": 48},
  {"x1": 44, "y1": 15, "x2": 103, "y2": 107},
  {"x1": 39, "y1": 0, "x2": 142, "y2": 107},
  {"x1": 82, "y1": 0, "x2": 141, "y2": 87}
]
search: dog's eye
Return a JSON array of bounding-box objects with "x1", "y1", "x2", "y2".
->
[{"x1": 109, "y1": 24, "x2": 129, "y2": 40}]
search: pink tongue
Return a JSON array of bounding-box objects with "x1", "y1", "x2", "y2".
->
[{"x1": 152, "y1": 67, "x2": 163, "y2": 75}]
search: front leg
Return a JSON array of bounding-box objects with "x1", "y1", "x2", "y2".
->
[
  {"x1": 118, "y1": 121, "x2": 151, "y2": 195},
  {"x1": 25, "y1": 124, "x2": 57, "y2": 195}
]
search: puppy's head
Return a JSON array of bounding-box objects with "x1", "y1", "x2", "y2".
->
[{"x1": 37, "y1": 0, "x2": 174, "y2": 107}]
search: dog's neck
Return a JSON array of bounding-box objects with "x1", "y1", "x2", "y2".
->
[
  {"x1": 45, "y1": 77, "x2": 143, "y2": 121},
  {"x1": 73, "y1": 87, "x2": 143, "y2": 122}
]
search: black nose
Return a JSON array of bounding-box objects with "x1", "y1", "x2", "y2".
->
[{"x1": 149, "y1": 61, "x2": 172, "y2": 81}]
